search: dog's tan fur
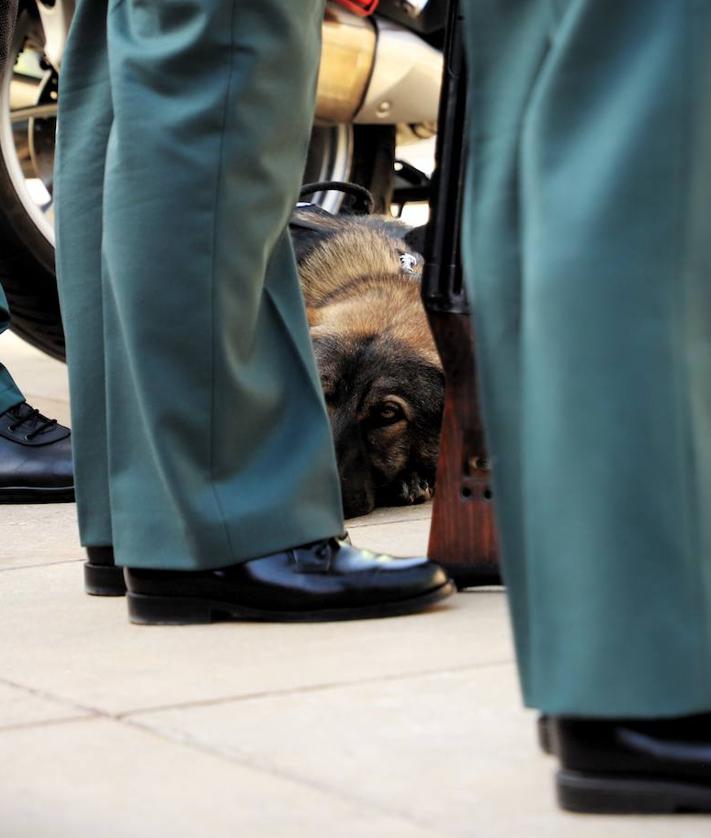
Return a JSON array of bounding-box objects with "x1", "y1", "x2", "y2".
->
[{"x1": 300, "y1": 222, "x2": 438, "y2": 361}]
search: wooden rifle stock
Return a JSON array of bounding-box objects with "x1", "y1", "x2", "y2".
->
[{"x1": 421, "y1": 0, "x2": 500, "y2": 587}]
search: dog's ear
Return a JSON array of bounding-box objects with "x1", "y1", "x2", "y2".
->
[
  {"x1": 402, "y1": 224, "x2": 427, "y2": 255},
  {"x1": 290, "y1": 207, "x2": 341, "y2": 265},
  {"x1": 291, "y1": 225, "x2": 326, "y2": 264}
]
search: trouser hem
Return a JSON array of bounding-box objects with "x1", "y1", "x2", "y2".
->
[
  {"x1": 529, "y1": 698, "x2": 711, "y2": 719},
  {"x1": 0, "y1": 383, "x2": 25, "y2": 415},
  {"x1": 112, "y1": 521, "x2": 345, "y2": 570}
]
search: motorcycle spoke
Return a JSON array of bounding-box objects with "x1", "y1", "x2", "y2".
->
[{"x1": 10, "y1": 103, "x2": 58, "y2": 123}]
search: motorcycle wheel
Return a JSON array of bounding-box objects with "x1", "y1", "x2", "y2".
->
[{"x1": 0, "y1": 7, "x2": 395, "y2": 362}]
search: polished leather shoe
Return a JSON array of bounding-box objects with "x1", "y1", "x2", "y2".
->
[
  {"x1": 125, "y1": 538, "x2": 454, "y2": 624},
  {"x1": 551, "y1": 714, "x2": 711, "y2": 813},
  {"x1": 84, "y1": 546, "x2": 127, "y2": 596},
  {"x1": 0, "y1": 402, "x2": 74, "y2": 503}
]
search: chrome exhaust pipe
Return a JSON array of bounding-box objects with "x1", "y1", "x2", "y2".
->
[
  {"x1": 316, "y1": 4, "x2": 442, "y2": 128},
  {"x1": 316, "y1": 6, "x2": 377, "y2": 124}
]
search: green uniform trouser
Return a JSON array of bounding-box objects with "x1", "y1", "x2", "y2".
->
[
  {"x1": 0, "y1": 285, "x2": 25, "y2": 414},
  {"x1": 461, "y1": 0, "x2": 711, "y2": 716},
  {"x1": 55, "y1": 0, "x2": 344, "y2": 567}
]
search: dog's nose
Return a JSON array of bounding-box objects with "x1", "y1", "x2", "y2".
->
[
  {"x1": 333, "y1": 427, "x2": 375, "y2": 517},
  {"x1": 340, "y1": 480, "x2": 375, "y2": 519},
  {"x1": 343, "y1": 496, "x2": 375, "y2": 519}
]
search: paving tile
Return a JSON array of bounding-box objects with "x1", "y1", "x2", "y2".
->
[
  {"x1": 0, "y1": 718, "x2": 445, "y2": 838},
  {"x1": 0, "y1": 332, "x2": 70, "y2": 422},
  {"x1": 0, "y1": 332, "x2": 69, "y2": 403},
  {"x1": 131, "y1": 666, "x2": 708, "y2": 838},
  {"x1": 347, "y1": 503, "x2": 433, "y2": 528},
  {"x1": 347, "y1": 514, "x2": 433, "y2": 557},
  {"x1": 0, "y1": 331, "x2": 42, "y2": 359},
  {"x1": 0, "y1": 681, "x2": 90, "y2": 730},
  {"x1": 0, "y1": 562, "x2": 512, "y2": 715},
  {"x1": 0, "y1": 502, "x2": 81, "y2": 569}
]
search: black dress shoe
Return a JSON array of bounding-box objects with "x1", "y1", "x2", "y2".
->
[
  {"x1": 0, "y1": 402, "x2": 74, "y2": 503},
  {"x1": 125, "y1": 538, "x2": 454, "y2": 624},
  {"x1": 551, "y1": 714, "x2": 711, "y2": 813},
  {"x1": 84, "y1": 546, "x2": 127, "y2": 596}
]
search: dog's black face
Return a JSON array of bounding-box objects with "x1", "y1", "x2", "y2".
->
[{"x1": 311, "y1": 332, "x2": 444, "y2": 518}]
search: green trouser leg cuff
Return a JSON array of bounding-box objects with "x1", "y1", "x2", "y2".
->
[{"x1": 0, "y1": 376, "x2": 25, "y2": 416}]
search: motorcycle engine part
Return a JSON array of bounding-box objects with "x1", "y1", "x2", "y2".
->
[
  {"x1": 316, "y1": 5, "x2": 377, "y2": 124},
  {"x1": 377, "y1": 0, "x2": 447, "y2": 35},
  {"x1": 299, "y1": 180, "x2": 375, "y2": 215},
  {"x1": 396, "y1": 121, "x2": 437, "y2": 145},
  {"x1": 392, "y1": 158, "x2": 432, "y2": 209},
  {"x1": 353, "y1": 18, "x2": 442, "y2": 125},
  {"x1": 333, "y1": 0, "x2": 380, "y2": 14},
  {"x1": 391, "y1": 0, "x2": 427, "y2": 15}
]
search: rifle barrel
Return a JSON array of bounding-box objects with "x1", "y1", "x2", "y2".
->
[{"x1": 421, "y1": 0, "x2": 468, "y2": 314}]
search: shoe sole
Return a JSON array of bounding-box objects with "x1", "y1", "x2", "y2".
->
[
  {"x1": 126, "y1": 580, "x2": 456, "y2": 625},
  {"x1": 84, "y1": 562, "x2": 127, "y2": 597},
  {"x1": 0, "y1": 486, "x2": 75, "y2": 503},
  {"x1": 557, "y1": 769, "x2": 711, "y2": 814},
  {"x1": 537, "y1": 715, "x2": 553, "y2": 755},
  {"x1": 448, "y1": 567, "x2": 502, "y2": 590}
]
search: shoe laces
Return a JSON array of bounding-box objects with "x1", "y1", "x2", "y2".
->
[
  {"x1": 312, "y1": 538, "x2": 337, "y2": 560},
  {"x1": 296, "y1": 538, "x2": 343, "y2": 561},
  {"x1": 6, "y1": 403, "x2": 58, "y2": 440}
]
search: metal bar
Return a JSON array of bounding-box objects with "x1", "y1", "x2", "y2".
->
[
  {"x1": 421, "y1": 0, "x2": 469, "y2": 315},
  {"x1": 10, "y1": 103, "x2": 58, "y2": 122}
]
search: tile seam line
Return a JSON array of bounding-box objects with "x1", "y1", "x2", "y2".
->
[
  {"x1": 0, "y1": 559, "x2": 82, "y2": 573},
  {"x1": 117, "y1": 657, "x2": 515, "y2": 718},
  {"x1": 346, "y1": 515, "x2": 432, "y2": 527},
  {"x1": 0, "y1": 676, "x2": 99, "y2": 717},
  {"x1": 0, "y1": 714, "x2": 99, "y2": 734},
  {"x1": 0, "y1": 659, "x2": 515, "y2": 721},
  {"x1": 121, "y1": 714, "x2": 454, "y2": 838}
]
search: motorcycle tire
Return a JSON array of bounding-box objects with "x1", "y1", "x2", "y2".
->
[{"x1": 0, "y1": 160, "x2": 62, "y2": 360}]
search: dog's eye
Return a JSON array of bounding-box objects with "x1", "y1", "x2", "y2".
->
[{"x1": 375, "y1": 402, "x2": 405, "y2": 425}]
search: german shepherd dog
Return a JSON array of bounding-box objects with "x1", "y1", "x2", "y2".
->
[{"x1": 291, "y1": 205, "x2": 443, "y2": 518}]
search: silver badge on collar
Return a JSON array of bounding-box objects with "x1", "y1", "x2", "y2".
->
[{"x1": 400, "y1": 252, "x2": 418, "y2": 274}]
